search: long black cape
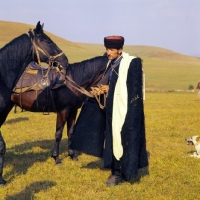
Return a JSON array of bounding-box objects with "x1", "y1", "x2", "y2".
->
[{"x1": 71, "y1": 57, "x2": 148, "y2": 180}]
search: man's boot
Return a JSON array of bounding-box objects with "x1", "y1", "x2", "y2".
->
[{"x1": 105, "y1": 171, "x2": 124, "y2": 186}]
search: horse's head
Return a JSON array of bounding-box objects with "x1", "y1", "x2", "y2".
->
[{"x1": 29, "y1": 21, "x2": 68, "y2": 68}]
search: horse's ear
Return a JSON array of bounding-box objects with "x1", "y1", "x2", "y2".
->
[
  {"x1": 35, "y1": 21, "x2": 44, "y2": 35},
  {"x1": 36, "y1": 21, "x2": 40, "y2": 29}
]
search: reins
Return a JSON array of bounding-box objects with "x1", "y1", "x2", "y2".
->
[
  {"x1": 90, "y1": 86, "x2": 106, "y2": 109},
  {"x1": 65, "y1": 75, "x2": 106, "y2": 109},
  {"x1": 65, "y1": 75, "x2": 93, "y2": 98}
]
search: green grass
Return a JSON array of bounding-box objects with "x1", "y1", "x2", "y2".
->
[
  {"x1": 143, "y1": 58, "x2": 200, "y2": 90},
  {"x1": 0, "y1": 92, "x2": 200, "y2": 199}
]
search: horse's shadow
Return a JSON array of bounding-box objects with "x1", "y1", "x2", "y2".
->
[
  {"x1": 5, "y1": 180, "x2": 56, "y2": 200},
  {"x1": 4, "y1": 117, "x2": 29, "y2": 124},
  {"x1": 4, "y1": 138, "x2": 68, "y2": 183}
]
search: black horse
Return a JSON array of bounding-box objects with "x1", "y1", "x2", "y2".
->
[
  {"x1": 11, "y1": 56, "x2": 108, "y2": 164},
  {"x1": 0, "y1": 21, "x2": 68, "y2": 185}
]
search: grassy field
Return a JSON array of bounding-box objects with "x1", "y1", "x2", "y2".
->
[
  {"x1": 0, "y1": 92, "x2": 200, "y2": 199},
  {"x1": 1, "y1": 20, "x2": 200, "y2": 199}
]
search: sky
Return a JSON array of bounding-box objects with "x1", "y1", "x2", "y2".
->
[{"x1": 0, "y1": 0, "x2": 200, "y2": 57}]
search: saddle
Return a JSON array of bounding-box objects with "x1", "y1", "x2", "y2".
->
[{"x1": 13, "y1": 61, "x2": 66, "y2": 93}]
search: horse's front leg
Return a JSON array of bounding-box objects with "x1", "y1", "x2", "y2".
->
[
  {"x1": 51, "y1": 110, "x2": 66, "y2": 164},
  {"x1": 0, "y1": 88, "x2": 13, "y2": 185},
  {"x1": 0, "y1": 132, "x2": 6, "y2": 185},
  {"x1": 67, "y1": 110, "x2": 78, "y2": 161}
]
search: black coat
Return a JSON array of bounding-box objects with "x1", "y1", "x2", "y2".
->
[{"x1": 71, "y1": 57, "x2": 148, "y2": 180}]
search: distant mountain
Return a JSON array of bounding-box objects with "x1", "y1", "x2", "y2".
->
[
  {"x1": 75, "y1": 42, "x2": 200, "y2": 62},
  {"x1": 0, "y1": 20, "x2": 199, "y2": 62},
  {"x1": 0, "y1": 20, "x2": 81, "y2": 48},
  {"x1": 1, "y1": 20, "x2": 200, "y2": 90}
]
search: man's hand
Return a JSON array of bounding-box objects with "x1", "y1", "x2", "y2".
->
[
  {"x1": 100, "y1": 84, "x2": 109, "y2": 94},
  {"x1": 90, "y1": 85, "x2": 109, "y2": 95}
]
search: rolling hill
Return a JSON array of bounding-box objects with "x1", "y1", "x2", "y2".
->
[{"x1": 0, "y1": 20, "x2": 200, "y2": 91}]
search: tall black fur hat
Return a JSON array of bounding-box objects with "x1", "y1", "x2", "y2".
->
[{"x1": 104, "y1": 36, "x2": 124, "y2": 49}]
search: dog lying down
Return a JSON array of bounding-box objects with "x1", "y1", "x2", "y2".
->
[{"x1": 185, "y1": 136, "x2": 200, "y2": 158}]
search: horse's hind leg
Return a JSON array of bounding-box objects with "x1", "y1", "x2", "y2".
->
[
  {"x1": 51, "y1": 110, "x2": 66, "y2": 164},
  {"x1": 67, "y1": 110, "x2": 78, "y2": 161}
]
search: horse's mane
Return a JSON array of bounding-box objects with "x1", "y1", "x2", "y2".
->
[
  {"x1": 0, "y1": 34, "x2": 32, "y2": 90},
  {"x1": 67, "y1": 56, "x2": 108, "y2": 87},
  {"x1": 0, "y1": 33, "x2": 29, "y2": 51},
  {"x1": 0, "y1": 34, "x2": 31, "y2": 65}
]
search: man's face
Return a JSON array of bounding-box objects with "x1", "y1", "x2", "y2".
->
[{"x1": 106, "y1": 48, "x2": 122, "y2": 60}]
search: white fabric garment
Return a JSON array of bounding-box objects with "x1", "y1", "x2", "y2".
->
[{"x1": 112, "y1": 52, "x2": 136, "y2": 160}]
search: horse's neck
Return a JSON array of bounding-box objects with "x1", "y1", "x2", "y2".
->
[
  {"x1": 67, "y1": 58, "x2": 105, "y2": 89},
  {"x1": 0, "y1": 34, "x2": 32, "y2": 91}
]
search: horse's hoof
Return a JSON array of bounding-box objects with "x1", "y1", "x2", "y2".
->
[
  {"x1": 51, "y1": 155, "x2": 62, "y2": 164},
  {"x1": 56, "y1": 158, "x2": 62, "y2": 164},
  {"x1": 69, "y1": 154, "x2": 78, "y2": 161},
  {"x1": 73, "y1": 157, "x2": 78, "y2": 161}
]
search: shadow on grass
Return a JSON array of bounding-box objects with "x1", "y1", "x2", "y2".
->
[
  {"x1": 187, "y1": 150, "x2": 196, "y2": 154},
  {"x1": 4, "y1": 117, "x2": 29, "y2": 124},
  {"x1": 129, "y1": 166, "x2": 149, "y2": 184},
  {"x1": 186, "y1": 150, "x2": 197, "y2": 157},
  {"x1": 81, "y1": 158, "x2": 104, "y2": 170},
  {"x1": 4, "y1": 138, "x2": 68, "y2": 183},
  {"x1": 5, "y1": 180, "x2": 56, "y2": 200},
  {"x1": 82, "y1": 156, "x2": 150, "y2": 184}
]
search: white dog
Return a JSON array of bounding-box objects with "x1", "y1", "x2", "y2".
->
[{"x1": 185, "y1": 136, "x2": 200, "y2": 158}]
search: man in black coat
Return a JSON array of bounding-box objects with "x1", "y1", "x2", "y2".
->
[{"x1": 71, "y1": 36, "x2": 148, "y2": 186}]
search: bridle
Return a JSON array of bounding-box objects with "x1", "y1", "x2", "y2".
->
[
  {"x1": 32, "y1": 39, "x2": 64, "y2": 67},
  {"x1": 28, "y1": 29, "x2": 64, "y2": 78}
]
